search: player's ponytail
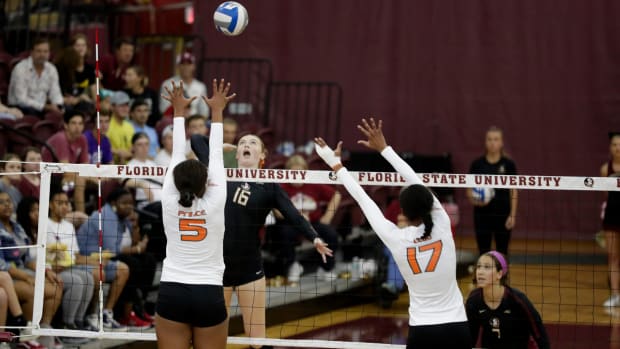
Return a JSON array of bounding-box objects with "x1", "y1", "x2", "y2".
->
[
  {"x1": 399, "y1": 184, "x2": 435, "y2": 238},
  {"x1": 420, "y1": 213, "x2": 434, "y2": 240},
  {"x1": 173, "y1": 159, "x2": 208, "y2": 207},
  {"x1": 178, "y1": 191, "x2": 195, "y2": 207}
]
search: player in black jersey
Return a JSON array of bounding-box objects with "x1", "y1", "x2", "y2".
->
[
  {"x1": 466, "y1": 251, "x2": 549, "y2": 349},
  {"x1": 467, "y1": 127, "x2": 518, "y2": 256},
  {"x1": 191, "y1": 133, "x2": 333, "y2": 349},
  {"x1": 602, "y1": 132, "x2": 620, "y2": 307}
]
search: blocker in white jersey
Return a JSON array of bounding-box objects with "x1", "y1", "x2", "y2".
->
[
  {"x1": 155, "y1": 79, "x2": 235, "y2": 349},
  {"x1": 314, "y1": 118, "x2": 470, "y2": 349}
]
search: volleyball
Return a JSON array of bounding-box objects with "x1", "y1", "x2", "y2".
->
[
  {"x1": 213, "y1": 1, "x2": 249, "y2": 36},
  {"x1": 472, "y1": 187, "x2": 495, "y2": 204}
]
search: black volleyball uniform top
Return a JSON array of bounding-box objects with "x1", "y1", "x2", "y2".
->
[
  {"x1": 603, "y1": 160, "x2": 620, "y2": 231},
  {"x1": 190, "y1": 134, "x2": 318, "y2": 286},
  {"x1": 465, "y1": 286, "x2": 550, "y2": 349},
  {"x1": 469, "y1": 156, "x2": 518, "y2": 218}
]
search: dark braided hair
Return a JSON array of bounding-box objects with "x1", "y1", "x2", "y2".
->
[
  {"x1": 399, "y1": 184, "x2": 434, "y2": 240},
  {"x1": 173, "y1": 159, "x2": 207, "y2": 207}
]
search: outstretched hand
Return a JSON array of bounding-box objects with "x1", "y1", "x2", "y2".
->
[
  {"x1": 314, "y1": 238, "x2": 333, "y2": 264},
  {"x1": 314, "y1": 137, "x2": 343, "y2": 169},
  {"x1": 357, "y1": 118, "x2": 388, "y2": 152},
  {"x1": 161, "y1": 81, "x2": 197, "y2": 116},
  {"x1": 202, "y1": 78, "x2": 236, "y2": 113}
]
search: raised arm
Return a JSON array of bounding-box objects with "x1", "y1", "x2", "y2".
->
[
  {"x1": 160, "y1": 81, "x2": 196, "y2": 195},
  {"x1": 314, "y1": 138, "x2": 397, "y2": 242},
  {"x1": 202, "y1": 79, "x2": 236, "y2": 201},
  {"x1": 357, "y1": 118, "x2": 420, "y2": 185},
  {"x1": 357, "y1": 118, "x2": 444, "y2": 214}
]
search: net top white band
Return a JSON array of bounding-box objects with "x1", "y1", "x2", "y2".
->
[{"x1": 37, "y1": 162, "x2": 620, "y2": 191}]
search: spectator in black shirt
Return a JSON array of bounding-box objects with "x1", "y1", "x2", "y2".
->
[{"x1": 123, "y1": 65, "x2": 160, "y2": 127}]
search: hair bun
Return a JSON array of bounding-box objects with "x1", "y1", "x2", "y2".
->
[{"x1": 178, "y1": 191, "x2": 194, "y2": 207}]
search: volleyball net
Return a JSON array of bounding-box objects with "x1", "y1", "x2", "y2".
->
[{"x1": 0, "y1": 161, "x2": 617, "y2": 348}]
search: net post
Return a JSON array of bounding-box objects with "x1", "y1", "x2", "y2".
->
[{"x1": 32, "y1": 163, "x2": 53, "y2": 327}]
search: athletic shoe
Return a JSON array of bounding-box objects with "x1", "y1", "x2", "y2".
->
[
  {"x1": 102, "y1": 309, "x2": 127, "y2": 332},
  {"x1": 59, "y1": 324, "x2": 91, "y2": 345},
  {"x1": 119, "y1": 311, "x2": 153, "y2": 330},
  {"x1": 139, "y1": 311, "x2": 155, "y2": 323},
  {"x1": 287, "y1": 261, "x2": 304, "y2": 283},
  {"x1": 85, "y1": 313, "x2": 100, "y2": 331},
  {"x1": 604, "y1": 294, "x2": 620, "y2": 307},
  {"x1": 317, "y1": 268, "x2": 338, "y2": 282}
]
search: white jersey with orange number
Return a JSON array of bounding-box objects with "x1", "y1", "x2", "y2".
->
[
  {"x1": 160, "y1": 117, "x2": 226, "y2": 285},
  {"x1": 336, "y1": 146, "x2": 467, "y2": 326}
]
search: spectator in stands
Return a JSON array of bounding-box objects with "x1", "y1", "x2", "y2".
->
[
  {"x1": 154, "y1": 124, "x2": 173, "y2": 166},
  {"x1": 84, "y1": 109, "x2": 113, "y2": 164},
  {"x1": 159, "y1": 51, "x2": 208, "y2": 118},
  {"x1": 123, "y1": 65, "x2": 160, "y2": 127},
  {"x1": 8, "y1": 37, "x2": 64, "y2": 117},
  {"x1": 0, "y1": 270, "x2": 28, "y2": 336},
  {"x1": 129, "y1": 99, "x2": 159, "y2": 159},
  {"x1": 185, "y1": 114, "x2": 208, "y2": 158},
  {"x1": 107, "y1": 91, "x2": 135, "y2": 164},
  {"x1": 71, "y1": 34, "x2": 97, "y2": 102},
  {"x1": 16, "y1": 196, "x2": 38, "y2": 244},
  {"x1": 77, "y1": 188, "x2": 133, "y2": 331},
  {"x1": 100, "y1": 37, "x2": 135, "y2": 91},
  {"x1": 117, "y1": 209, "x2": 156, "y2": 327},
  {"x1": 46, "y1": 189, "x2": 94, "y2": 334},
  {"x1": 467, "y1": 127, "x2": 518, "y2": 256},
  {"x1": 0, "y1": 153, "x2": 22, "y2": 211},
  {"x1": 0, "y1": 191, "x2": 63, "y2": 348},
  {"x1": 223, "y1": 117, "x2": 238, "y2": 168},
  {"x1": 55, "y1": 36, "x2": 96, "y2": 111},
  {"x1": 0, "y1": 101, "x2": 23, "y2": 120},
  {"x1": 277, "y1": 155, "x2": 340, "y2": 282},
  {"x1": 17, "y1": 147, "x2": 41, "y2": 199},
  {"x1": 41, "y1": 109, "x2": 89, "y2": 212},
  {"x1": 125, "y1": 132, "x2": 162, "y2": 209}
]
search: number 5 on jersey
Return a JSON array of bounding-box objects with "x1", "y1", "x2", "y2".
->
[
  {"x1": 180, "y1": 219, "x2": 207, "y2": 241},
  {"x1": 407, "y1": 240, "x2": 443, "y2": 274}
]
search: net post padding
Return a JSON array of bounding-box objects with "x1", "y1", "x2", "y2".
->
[{"x1": 31, "y1": 164, "x2": 53, "y2": 327}]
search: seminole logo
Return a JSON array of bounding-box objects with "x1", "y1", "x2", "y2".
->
[{"x1": 328, "y1": 171, "x2": 338, "y2": 181}]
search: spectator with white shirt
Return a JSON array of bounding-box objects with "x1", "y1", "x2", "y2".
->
[
  {"x1": 47, "y1": 189, "x2": 94, "y2": 334},
  {"x1": 159, "y1": 52, "x2": 208, "y2": 118},
  {"x1": 8, "y1": 38, "x2": 64, "y2": 117},
  {"x1": 125, "y1": 132, "x2": 162, "y2": 209},
  {"x1": 154, "y1": 124, "x2": 173, "y2": 166}
]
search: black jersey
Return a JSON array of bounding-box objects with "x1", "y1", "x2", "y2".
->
[
  {"x1": 603, "y1": 160, "x2": 620, "y2": 230},
  {"x1": 466, "y1": 286, "x2": 550, "y2": 349},
  {"x1": 190, "y1": 134, "x2": 318, "y2": 285},
  {"x1": 469, "y1": 156, "x2": 518, "y2": 217},
  {"x1": 223, "y1": 180, "x2": 318, "y2": 268}
]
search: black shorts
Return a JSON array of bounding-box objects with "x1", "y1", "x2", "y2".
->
[
  {"x1": 156, "y1": 282, "x2": 227, "y2": 327},
  {"x1": 407, "y1": 321, "x2": 471, "y2": 349},
  {"x1": 223, "y1": 258, "x2": 265, "y2": 287}
]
